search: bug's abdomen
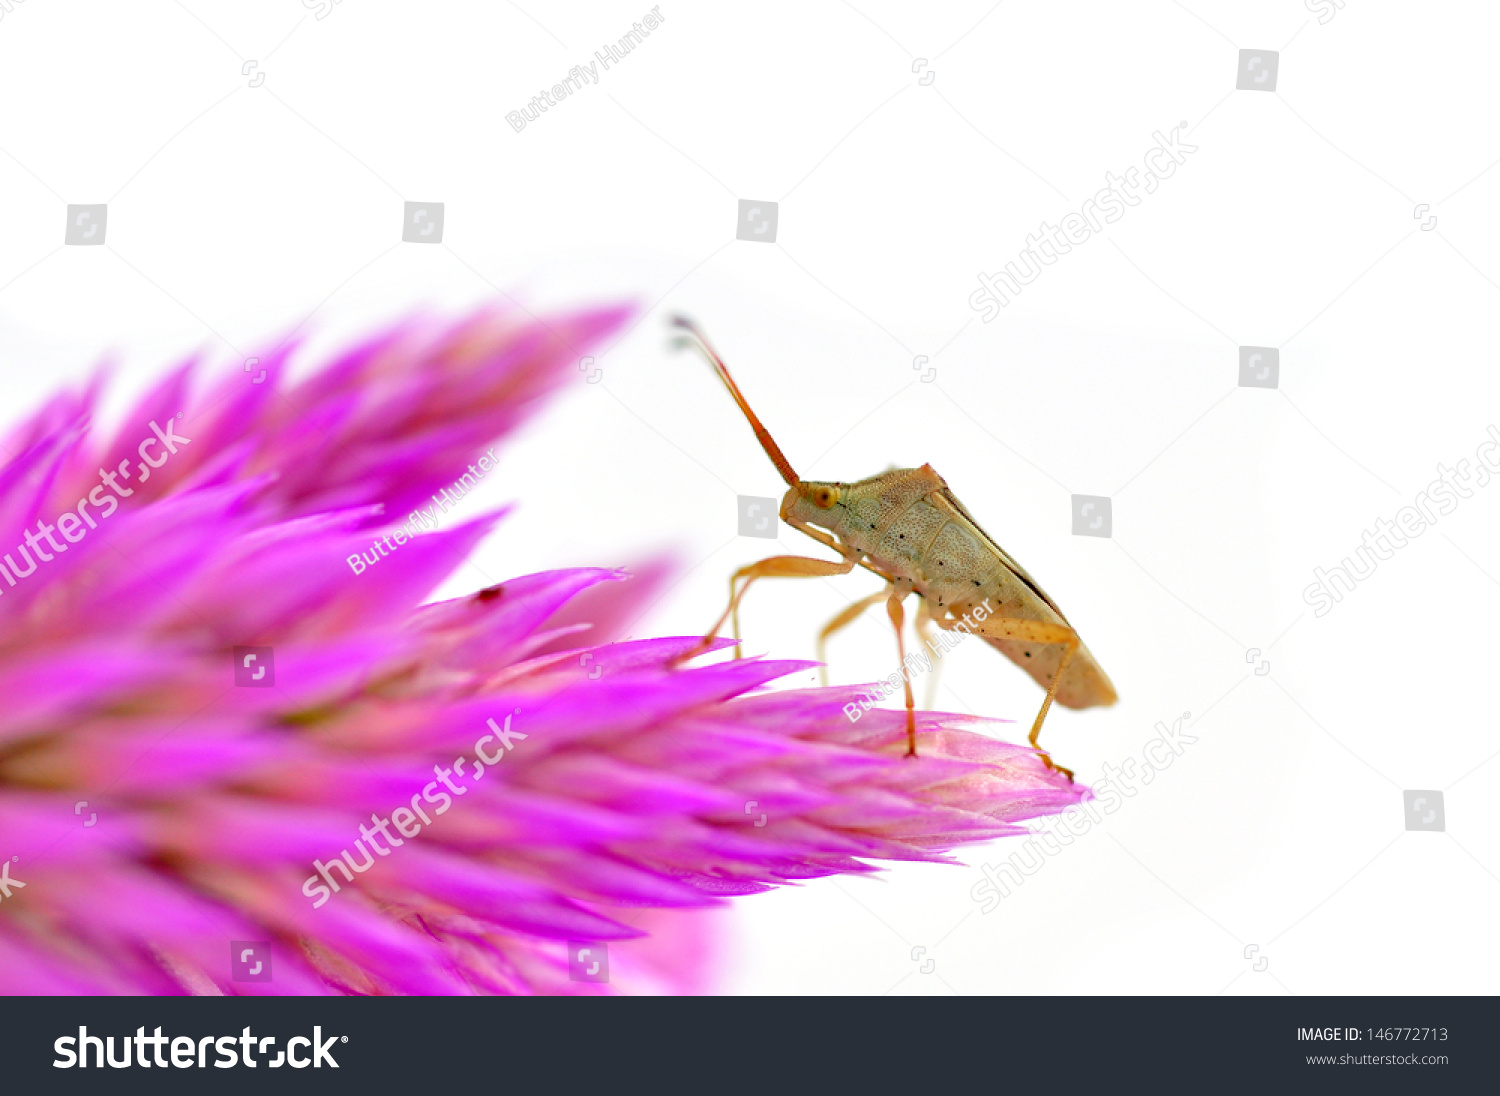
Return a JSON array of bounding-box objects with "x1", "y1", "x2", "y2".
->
[
  {"x1": 941, "y1": 581, "x2": 1117, "y2": 711},
  {"x1": 910, "y1": 505, "x2": 1117, "y2": 710}
]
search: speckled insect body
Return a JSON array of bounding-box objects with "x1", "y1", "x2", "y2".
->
[
  {"x1": 672, "y1": 317, "x2": 1116, "y2": 776},
  {"x1": 784, "y1": 465, "x2": 1116, "y2": 713}
]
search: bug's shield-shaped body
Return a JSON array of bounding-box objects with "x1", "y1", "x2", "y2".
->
[{"x1": 783, "y1": 464, "x2": 1117, "y2": 709}]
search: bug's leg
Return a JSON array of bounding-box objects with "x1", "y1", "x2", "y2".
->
[
  {"x1": 934, "y1": 612, "x2": 1081, "y2": 780},
  {"x1": 914, "y1": 598, "x2": 943, "y2": 711},
  {"x1": 994, "y1": 617, "x2": 1080, "y2": 780},
  {"x1": 672, "y1": 554, "x2": 858, "y2": 667},
  {"x1": 885, "y1": 584, "x2": 919, "y2": 758},
  {"x1": 1029, "y1": 633, "x2": 1079, "y2": 781},
  {"x1": 815, "y1": 588, "x2": 887, "y2": 687}
]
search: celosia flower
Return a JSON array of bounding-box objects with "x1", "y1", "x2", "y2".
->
[{"x1": 0, "y1": 305, "x2": 1086, "y2": 995}]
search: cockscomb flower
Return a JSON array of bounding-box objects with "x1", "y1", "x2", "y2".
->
[{"x1": 0, "y1": 304, "x2": 1087, "y2": 995}]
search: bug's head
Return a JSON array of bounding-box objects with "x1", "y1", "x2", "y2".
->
[{"x1": 781, "y1": 479, "x2": 845, "y2": 533}]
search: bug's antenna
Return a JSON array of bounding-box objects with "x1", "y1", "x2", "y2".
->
[{"x1": 670, "y1": 315, "x2": 799, "y2": 487}]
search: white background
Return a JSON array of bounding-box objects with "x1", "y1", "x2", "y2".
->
[{"x1": 2, "y1": 0, "x2": 1497, "y2": 995}]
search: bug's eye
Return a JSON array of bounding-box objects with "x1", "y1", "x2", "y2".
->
[{"x1": 811, "y1": 486, "x2": 839, "y2": 509}]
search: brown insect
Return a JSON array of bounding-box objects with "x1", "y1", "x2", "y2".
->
[{"x1": 670, "y1": 317, "x2": 1116, "y2": 778}]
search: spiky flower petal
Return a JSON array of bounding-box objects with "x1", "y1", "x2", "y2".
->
[{"x1": 0, "y1": 306, "x2": 1086, "y2": 994}]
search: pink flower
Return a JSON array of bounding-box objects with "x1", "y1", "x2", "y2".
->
[{"x1": 0, "y1": 305, "x2": 1087, "y2": 994}]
